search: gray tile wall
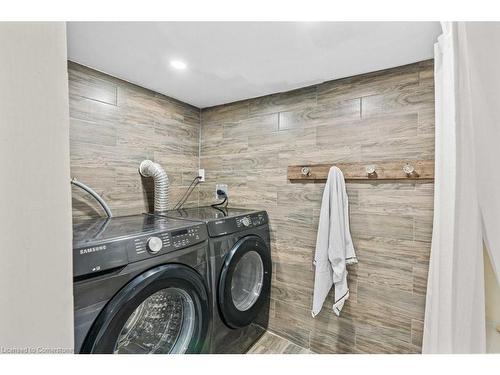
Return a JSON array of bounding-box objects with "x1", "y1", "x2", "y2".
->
[
  {"x1": 68, "y1": 62, "x2": 201, "y2": 219},
  {"x1": 200, "y1": 60, "x2": 435, "y2": 353}
]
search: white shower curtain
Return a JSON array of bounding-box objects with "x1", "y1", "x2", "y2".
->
[{"x1": 423, "y1": 22, "x2": 500, "y2": 354}]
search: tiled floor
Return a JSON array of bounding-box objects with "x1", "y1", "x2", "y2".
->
[{"x1": 247, "y1": 331, "x2": 314, "y2": 354}]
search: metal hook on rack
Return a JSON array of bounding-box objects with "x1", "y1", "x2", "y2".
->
[
  {"x1": 301, "y1": 166, "x2": 311, "y2": 176},
  {"x1": 403, "y1": 163, "x2": 419, "y2": 178},
  {"x1": 365, "y1": 164, "x2": 377, "y2": 178}
]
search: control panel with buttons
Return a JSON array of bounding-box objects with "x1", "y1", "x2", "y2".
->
[
  {"x1": 208, "y1": 211, "x2": 268, "y2": 237},
  {"x1": 129, "y1": 224, "x2": 207, "y2": 262},
  {"x1": 171, "y1": 227, "x2": 202, "y2": 249}
]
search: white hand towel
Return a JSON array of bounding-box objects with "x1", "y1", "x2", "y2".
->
[{"x1": 311, "y1": 166, "x2": 357, "y2": 317}]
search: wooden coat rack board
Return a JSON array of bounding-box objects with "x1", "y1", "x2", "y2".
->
[{"x1": 288, "y1": 159, "x2": 435, "y2": 182}]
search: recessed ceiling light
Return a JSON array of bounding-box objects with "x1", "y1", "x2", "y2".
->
[{"x1": 170, "y1": 60, "x2": 187, "y2": 70}]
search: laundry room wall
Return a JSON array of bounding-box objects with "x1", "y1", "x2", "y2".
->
[
  {"x1": 0, "y1": 22, "x2": 74, "y2": 352},
  {"x1": 199, "y1": 60, "x2": 435, "y2": 353},
  {"x1": 68, "y1": 62, "x2": 201, "y2": 219}
]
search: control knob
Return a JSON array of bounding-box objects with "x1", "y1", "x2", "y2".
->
[
  {"x1": 241, "y1": 217, "x2": 251, "y2": 227},
  {"x1": 147, "y1": 237, "x2": 163, "y2": 254}
]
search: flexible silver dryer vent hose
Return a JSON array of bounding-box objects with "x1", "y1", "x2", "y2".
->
[{"x1": 139, "y1": 160, "x2": 170, "y2": 213}]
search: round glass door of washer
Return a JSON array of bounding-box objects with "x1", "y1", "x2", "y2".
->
[
  {"x1": 114, "y1": 288, "x2": 195, "y2": 354},
  {"x1": 230, "y1": 251, "x2": 264, "y2": 311},
  {"x1": 218, "y1": 235, "x2": 272, "y2": 329}
]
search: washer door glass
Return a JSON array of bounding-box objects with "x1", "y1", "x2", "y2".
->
[
  {"x1": 114, "y1": 287, "x2": 195, "y2": 354},
  {"x1": 230, "y1": 251, "x2": 264, "y2": 311}
]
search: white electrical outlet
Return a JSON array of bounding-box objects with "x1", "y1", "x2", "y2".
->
[
  {"x1": 198, "y1": 168, "x2": 205, "y2": 182},
  {"x1": 215, "y1": 184, "x2": 228, "y2": 199}
]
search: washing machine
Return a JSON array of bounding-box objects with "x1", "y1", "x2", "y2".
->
[
  {"x1": 160, "y1": 207, "x2": 272, "y2": 354},
  {"x1": 73, "y1": 214, "x2": 212, "y2": 354}
]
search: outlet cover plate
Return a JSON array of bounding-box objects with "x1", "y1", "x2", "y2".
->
[
  {"x1": 215, "y1": 184, "x2": 228, "y2": 199},
  {"x1": 198, "y1": 168, "x2": 205, "y2": 182}
]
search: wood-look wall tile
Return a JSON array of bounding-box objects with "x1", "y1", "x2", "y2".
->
[
  {"x1": 245, "y1": 167, "x2": 288, "y2": 187},
  {"x1": 116, "y1": 122, "x2": 156, "y2": 150},
  {"x1": 114, "y1": 147, "x2": 155, "y2": 170},
  {"x1": 223, "y1": 113, "x2": 278, "y2": 138},
  {"x1": 229, "y1": 186, "x2": 278, "y2": 207},
  {"x1": 183, "y1": 106, "x2": 201, "y2": 127},
  {"x1": 414, "y1": 215, "x2": 433, "y2": 243},
  {"x1": 248, "y1": 128, "x2": 316, "y2": 153},
  {"x1": 316, "y1": 113, "x2": 418, "y2": 148},
  {"x1": 353, "y1": 186, "x2": 433, "y2": 217},
  {"x1": 270, "y1": 205, "x2": 314, "y2": 227},
  {"x1": 357, "y1": 282, "x2": 426, "y2": 321},
  {"x1": 278, "y1": 99, "x2": 360, "y2": 130},
  {"x1": 418, "y1": 59, "x2": 435, "y2": 85},
  {"x1": 180, "y1": 172, "x2": 201, "y2": 187},
  {"x1": 271, "y1": 279, "x2": 313, "y2": 309},
  {"x1": 155, "y1": 94, "x2": 194, "y2": 121},
  {"x1": 353, "y1": 236, "x2": 422, "y2": 267},
  {"x1": 168, "y1": 186, "x2": 200, "y2": 209},
  {"x1": 355, "y1": 326, "x2": 420, "y2": 354},
  {"x1": 197, "y1": 185, "x2": 217, "y2": 206},
  {"x1": 222, "y1": 151, "x2": 280, "y2": 172},
  {"x1": 153, "y1": 150, "x2": 198, "y2": 171},
  {"x1": 310, "y1": 318, "x2": 357, "y2": 353},
  {"x1": 418, "y1": 107, "x2": 435, "y2": 136},
  {"x1": 70, "y1": 141, "x2": 120, "y2": 166},
  {"x1": 204, "y1": 169, "x2": 249, "y2": 188},
  {"x1": 347, "y1": 181, "x2": 418, "y2": 191},
  {"x1": 278, "y1": 144, "x2": 361, "y2": 168},
  {"x1": 68, "y1": 61, "x2": 125, "y2": 87},
  {"x1": 201, "y1": 120, "x2": 224, "y2": 140},
  {"x1": 272, "y1": 239, "x2": 315, "y2": 266},
  {"x1": 413, "y1": 240, "x2": 432, "y2": 266},
  {"x1": 411, "y1": 319, "x2": 424, "y2": 348},
  {"x1": 202, "y1": 100, "x2": 250, "y2": 123},
  {"x1": 268, "y1": 300, "x2": 313, "y2": 348},
  {"x1": 359, "y1": 134, "x2": 434, "y2": 161},
  {"x1": 248, "y1": 86, "x2": 317, "y2": 116},
  {"x1": 353, "y1": 299, "x2": 413, "y2": 345},
  {"x1": 69, "y1": 94, "x2": 121, "y2": 125},
  {"x1": 276, "y1": 184, "x2": 324, "y2": 208},
  {"x1": 355, "y1": 253, "x2": 414, "y2": 292},
  {"x1": 70, "y1": 164, "x2": 116, "y2": 186},
  {"x1": 200, "y1": 155, "x2": 224, "y2": 171},
  {"x1": 350, "y1": 212, "x2": 415, "y2": 241},
  {"x1": 418, "y1": 59, "x2": 434, "y2": 74},
  {"x1": 273, "y1": 258, "x2": 314, "y2": 291},
  {"x1": 273, "y1": 219, "x2": 317, "y2": 250},
  {"x1": 412, "y1": 264, "x2": 429, "y2": 296},
  {"x1": 317, "y1": 63, "x2": 419, "y2": 105},
  {"x1": 201, "y1": 136, "x2": 248, "y2": 156},
  {"x1": 68, "y1": 68, "x2": 118, "y2": 106},
  {"x1": 361, "y1": 83, "x2": 434, "y2": 119},
  {"x1": 101, "y1": 188, "x2": 152, "y2": 216},
  {"x1": 118, "y1": 87, "x2": 172, "y2": 125},
  {"x1": 155, "y1": 119, "x2": 200, "y2": 143},
  {"x1": 70, "y1": 118, "x2": 117, "y2": 146}
]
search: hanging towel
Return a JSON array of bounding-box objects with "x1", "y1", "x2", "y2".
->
[{"x1": 312, "y1": 166, "x2": 357, "y2": 317}]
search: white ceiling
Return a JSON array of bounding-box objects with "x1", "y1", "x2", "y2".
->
[{"x1": 67, "y1": 22, "x2": 441, "y2": 108}]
